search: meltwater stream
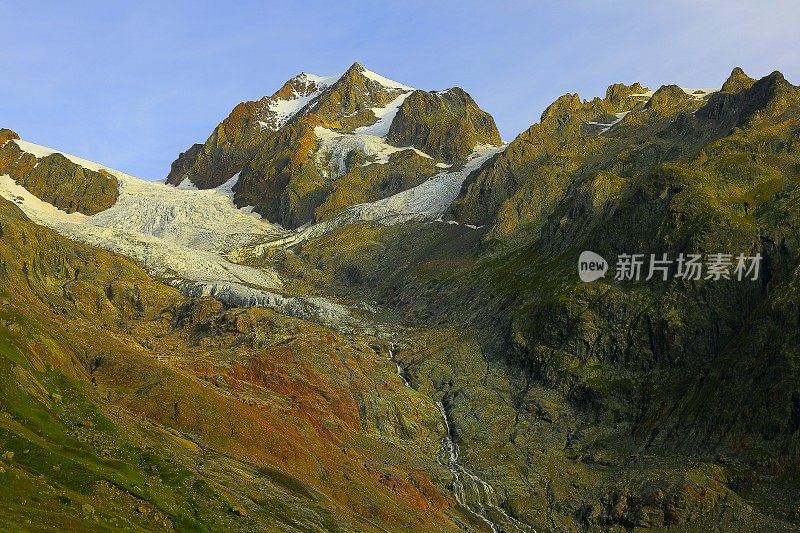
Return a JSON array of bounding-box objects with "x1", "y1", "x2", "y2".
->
[
  {"x1": 388, "y1": 346, "x2": 533, "y2": 532},
  {"x1": 435, "y1": 401, "x2": 534, "y2": 533}
]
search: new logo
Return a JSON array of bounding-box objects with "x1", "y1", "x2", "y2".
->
[{"x1": 578, "y1": 251, "x2": 608, "y2": 282}]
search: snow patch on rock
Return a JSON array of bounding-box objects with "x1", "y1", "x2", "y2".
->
[
  {"x1": 360, "y1": 67, "x2": 415, "y2": 91},
  {"x1": 354, "y1": 92, "x2": 412, "y2": 137},
  {"x1": 680, "y1": 86, "x2": 719, "y2": 99},
  {"x1": 240, "y1": 143, "x2": 506, "y2": 252},
  {"x1": 587, "y1": 111, "x2": 630, "y2": 135},
  {"x1": 255, "y1": 72, "x2": 342, "y2": 131},
  {"x1": 314, "y1": 125, "x2": 432, "y2": 178}
]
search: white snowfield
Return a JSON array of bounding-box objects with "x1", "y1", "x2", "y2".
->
[{"x1": 359, "y1": 67, "x2": 414, "y2": 91}]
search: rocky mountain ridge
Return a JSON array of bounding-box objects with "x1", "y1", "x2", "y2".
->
[
  {"x1": 0, "y1": 130, "x2": 117, "y2": 215},
  {"x1": 164, "y1": 62, "x2": 501, "y2": 228}
]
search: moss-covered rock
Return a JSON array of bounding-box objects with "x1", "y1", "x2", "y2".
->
[
  {"x1": 0, "y1": 140, "x2": 37, "y2": 178},
  {"x1": 699, "y1": 70, "x2": 798, "y2": 129},
  {"x1": 23, "y1": 154, "x2": 118, "y2": 215},
  {"x1": 449, "y1": 90, "x2": 621, "y2": 229},
  {"x1": 642, "y1": 84, "x2": 698, "y2": 115},
  {"x1": 604, "y1": 82, "x2": 647, "y2": 106},
  {"x1": 721, "y1": 66, "x2": 756, "y2": 93},
  {"x1": 231, "y1": 122, "x2": 323, "y2": 227},
  {"x1": 450, "y1": 70, "x2": 798, "y2": 238}
]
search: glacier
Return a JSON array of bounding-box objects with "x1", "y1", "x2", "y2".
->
[{"x1": 0, "y1": 139, "x2": 356, "y2": 324}]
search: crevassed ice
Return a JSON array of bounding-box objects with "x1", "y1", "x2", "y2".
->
[
  {"x1": 0, "y1": 140, "x2": 284, "y2": 291},
  {"x1": 0, "y1": 141, "x2": 358, "y2": 324}
]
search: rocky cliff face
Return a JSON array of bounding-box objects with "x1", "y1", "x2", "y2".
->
[
  {"x1": 164, "y1": 63, "x2": 501, "y2": 228},
  {"x1": 0, "y1": 133, "x2": 117, "y2": 215}
]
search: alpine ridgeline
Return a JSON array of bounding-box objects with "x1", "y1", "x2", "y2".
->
[
  {"x1": 165, "y1": 62, "x2": 501, "y2": 228},
  {"x1": 261, "y1": 66, "x2": 800, "y2": 530}
]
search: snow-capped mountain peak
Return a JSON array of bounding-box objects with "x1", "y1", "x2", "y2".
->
[{"x1": 254, "y1": 63, "x2": 414, "y2": 132}]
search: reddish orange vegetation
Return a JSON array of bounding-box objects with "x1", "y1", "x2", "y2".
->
[{"x1": 365, "y1": 463, "x2": 451, "y2": 512}]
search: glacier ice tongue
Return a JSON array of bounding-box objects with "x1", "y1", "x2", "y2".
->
[{"x1": 0, "y1": 142, "x2": 363, "y2": 321}]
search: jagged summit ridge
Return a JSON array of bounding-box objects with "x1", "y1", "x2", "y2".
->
[
  {"x1": 253, "y1": 72, "x2": 338, "y2": 132},
  {"x1": 721, "y1": 66, "x2": 756, "y2": 93},
  {"x1": 253, "y1": 62, "x2": 415, "y2": 133},
  {"x1": 164, "y1": 62, "x2": 501, "y2": 228},
  {"x1": 449, "y1": 68, "x2": 795, "y2": 233}
]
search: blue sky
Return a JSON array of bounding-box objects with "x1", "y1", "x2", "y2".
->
[{"x1": 2, "y1": 1, "x2": 798, "y2": 180}]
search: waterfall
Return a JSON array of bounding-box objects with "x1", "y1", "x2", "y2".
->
[
  {"x1": 387, "y1": 343, "x2": 533, "y2": 531},
  {"x1": 435, "y1": 401, "x2": 534, "y2": 532},
  {"x1": 388, "y1": 344, "x2": 412, "y2": 387}
]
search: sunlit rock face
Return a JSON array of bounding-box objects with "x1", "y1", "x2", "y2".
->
[{"x1": 164, "y1": 63, "x2": 501, "y2": 229}]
